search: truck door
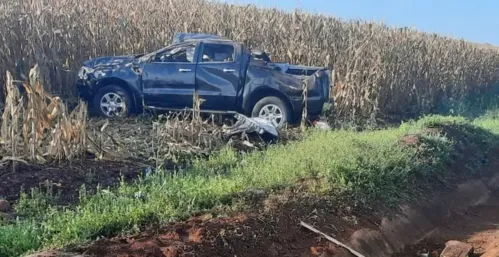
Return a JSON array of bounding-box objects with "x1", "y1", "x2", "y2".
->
[
  {"x1": 141, "y1": 42, "x2": 198, "y2": 109},
  {"x1": 195, "y1": 42, "x2": 242, "y2": 111}
]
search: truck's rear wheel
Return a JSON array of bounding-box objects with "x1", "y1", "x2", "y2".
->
[
  {"x1": 93, "y1": 85, "x2": 132, "y2": 118},
  {"x1": 251, "y1": 96, "x2": 290, "y2": 128}
]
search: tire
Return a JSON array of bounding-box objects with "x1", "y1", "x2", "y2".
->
[
  {"x1": 251, "y1": 96, "x2": 291, "y2": 128},
  {"x1": 93, "y1": 85, "x2": 132, "y2": 118}
]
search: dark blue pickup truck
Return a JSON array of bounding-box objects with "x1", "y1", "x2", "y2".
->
[{"x1": 76, "y1": 33, "x2": 332, "y2": 128}]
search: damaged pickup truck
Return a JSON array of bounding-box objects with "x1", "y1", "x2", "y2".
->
[{"x1": 76, "y1": 33, "x2": 332, "y2": 128}]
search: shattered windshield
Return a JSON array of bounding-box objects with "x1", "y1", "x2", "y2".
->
[
  {"x1": 137, "y1": 49, "x2": 162, "y2": 63},
  {"x1": 157, "y1": 45, "x2": 195, "y2": 63},
  {"x1": 137, "y1": 43, "x2": 195, "y2": 63}
]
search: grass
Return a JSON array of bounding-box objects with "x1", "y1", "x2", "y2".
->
[{"x1": 2, "y1": 113, "x2": 499, "y2": 257}]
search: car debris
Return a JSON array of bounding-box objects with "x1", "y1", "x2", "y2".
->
[
  {"x1": 312, "y1": 120, "x2": 332, "y2": 130},
  {"x1": 223, "y1": 113, "x2": 279, "y2": 138},
  {"x1": 223, "y1": 113, "x2": 332, "y2": 140}
]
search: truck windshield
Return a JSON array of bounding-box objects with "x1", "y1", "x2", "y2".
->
[{"x1": 138, "y1": 44, "x2": 195, "y2": 63}]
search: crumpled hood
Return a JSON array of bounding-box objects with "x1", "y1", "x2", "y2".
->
[{"x1": 83, "y1": 55, "x2": 136, "y2": 69}]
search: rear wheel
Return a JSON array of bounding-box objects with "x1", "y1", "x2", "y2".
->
[
  {"x1": 93, "y1": 85, "x2": 132, "y2": 118},
  {"x1": 251, "y1": 96, "x2": 291, "y2": 128}
]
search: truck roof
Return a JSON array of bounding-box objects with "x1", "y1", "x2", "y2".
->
[{"x1": 172, "y1": 33, "x2": 235, "y2": 44}]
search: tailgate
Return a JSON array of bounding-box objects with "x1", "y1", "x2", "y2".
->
[{"x1": 305, "y1": 69, "x2": 331, "y2": 101}]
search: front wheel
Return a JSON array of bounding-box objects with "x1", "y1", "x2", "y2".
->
[
  {"x1": 93, "y1": 85, "x2": 132, "y2": 118},
  {"x1": 251, "y1": 96, "x2": 291, "y2": 129}
]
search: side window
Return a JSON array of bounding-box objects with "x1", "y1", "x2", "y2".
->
[
  {"x1": 155, "y1": 44, "x2": 195, "y2": 63},
  {"x1": 201, "y1": 44, "x2": 235, "y2": 63}
]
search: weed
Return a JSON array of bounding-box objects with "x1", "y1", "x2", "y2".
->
[{"x1": 16, "y1": 186, "x2": 57, "y2": 220}]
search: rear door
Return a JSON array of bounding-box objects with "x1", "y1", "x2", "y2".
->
[
  {"x1": 195, "y1": 42, "x2": 242, "y2": 111},
  {"x1": 141, "y1": 42, "x2": 198, "y2": 109}
]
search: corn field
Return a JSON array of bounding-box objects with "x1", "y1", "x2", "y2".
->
[
  {"x1": 1, "y1": 0, "x2": 499, "y2": 121},
  {"x1": 0, "y1": 65, "x2": 88, "y2": 164}
]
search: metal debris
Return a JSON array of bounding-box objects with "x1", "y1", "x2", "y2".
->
[
  {"x1": 224, "y1": 113, "x2": 279, "y2": 138},
  {"x1": 313, "y1": 120, "x2": 332, "y2": 130}
]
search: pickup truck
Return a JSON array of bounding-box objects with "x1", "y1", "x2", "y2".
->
[{"x1": 76, "y1": 33, "x2": 332, "y2": 128}]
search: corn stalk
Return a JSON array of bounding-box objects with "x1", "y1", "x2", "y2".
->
[{"x1": 0, "y1": 65, "x2": 89, "y2": 164}]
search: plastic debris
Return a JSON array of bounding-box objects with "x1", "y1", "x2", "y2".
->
[
  {"x1": 224, "y1": 113, "x2": 279, "y2": 138},
  {"x1": 313, "y1": 120, "x2": 332, "y2": 130}
]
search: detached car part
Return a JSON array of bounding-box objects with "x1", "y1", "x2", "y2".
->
[{"x1": 224, "y1": 113, "x2": 279, "y2": 138}]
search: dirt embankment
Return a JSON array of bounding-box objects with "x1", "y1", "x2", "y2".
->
[
  {"x1": 393, "y1": 191, "x2": 499, "y2": 256},
  {"x1": 68, "y1": 145, "x2": 499, "y2": 257},
  {"x1": 81, "y1": 196, "x2": 371, "y2": 257}
]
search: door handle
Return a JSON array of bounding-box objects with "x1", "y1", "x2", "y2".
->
[
  {"x1": 223, "y1": 68, "x2": 236, "y2": 73},
  {"x1": 179, "y1": 68, "x2": 192, "y2": 72}
]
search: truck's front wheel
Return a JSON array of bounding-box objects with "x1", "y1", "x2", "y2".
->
[
  {"x1": 251, "y1": 96, "x2": 291, "y2": 128},
  {"x1": 93, "y1": 85, "x2": 132, "y2": 118}
]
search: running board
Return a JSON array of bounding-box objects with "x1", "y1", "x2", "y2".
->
[{"x1": 145, "y1": 106, "x2": 239, "y2": 115}]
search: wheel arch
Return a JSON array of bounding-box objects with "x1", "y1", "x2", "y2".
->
[
  {"x1": 244, "y1": 87, "x2": 295, "y2": 116},
  {"x1": 96, "y1": 78, "x2": 141, "y2": 112}
]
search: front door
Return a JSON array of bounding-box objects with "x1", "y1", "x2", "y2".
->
[
  {"x1": 195, "y1": 42, "x2": 242, "y2": 111},
  {"x1": 142, "y1": 43, "x2": 198, "y2": 109}
]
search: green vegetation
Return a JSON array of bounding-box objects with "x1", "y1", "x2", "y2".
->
[{"x1": 2, "y1": 113, "x2": 499, "y2": 257}]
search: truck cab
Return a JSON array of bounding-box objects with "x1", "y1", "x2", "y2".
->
[{"x1": 138, "y1": 39, "x2": 248, "y2": 112}]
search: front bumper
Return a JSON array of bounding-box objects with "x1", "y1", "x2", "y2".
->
[{"x1": 76, "y1": 79, "x2": 94, "y2": 105}]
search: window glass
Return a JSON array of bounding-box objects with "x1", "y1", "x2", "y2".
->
[
  {"x1": 156, "y1": 44, "x2": 195, "y2": 63},
  {"x1": 201, "y1": 44, "x2": 235, "y2": 63}
]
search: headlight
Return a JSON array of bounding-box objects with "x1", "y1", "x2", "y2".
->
[{"x1": 78, "y1": 66, "x2": 93, "y2": 80}]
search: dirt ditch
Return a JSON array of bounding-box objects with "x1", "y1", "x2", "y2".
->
[
  {"x1": 43, "y1": 155, "x2": 494, "y2": 257},
  {"x1": 78, "y1": 196, "x2": 371, "y2": 257},
  {"x1": 393, "y1": 190, "x2": 499, "y2": 257},
  {"x1": 27, "y1": 137, "x2": 484, "y2": 257}
]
